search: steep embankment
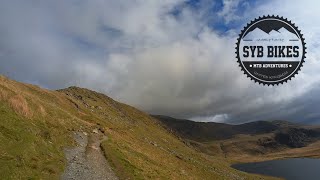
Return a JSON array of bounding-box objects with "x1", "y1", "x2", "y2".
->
[{"x1": 0, "y1": 76, "x2": 269, "y2": 179}]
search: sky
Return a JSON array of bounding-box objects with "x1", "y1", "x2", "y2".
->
[{"x1": 1, "y1": 0, "x2": 320, "y2": 124}]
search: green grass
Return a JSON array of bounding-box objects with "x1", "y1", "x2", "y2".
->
[
  {"x1": 101, "y1": 138, "x2": 144, "y2": 180},
  {"x1": 0, "y1": 76, "x2": 82, "y2": 179},
  {"x1": 0, "y1": 102, "x2": 67, "y2": 179}
]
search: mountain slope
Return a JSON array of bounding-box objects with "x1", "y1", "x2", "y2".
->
[
  {"x1": 152, "y1": 115, "x2": 283, "y2": 141},
  {"x1": 153, "y1": 115, "x2": 320, "y2": 162},
  {"x1": 0, "y1": 76, "x2": 88, "y2": 179},
  {"x1": 0, "y1": 76, "x2": 268, "y2": 179}
]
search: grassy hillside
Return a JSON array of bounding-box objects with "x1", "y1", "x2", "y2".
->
[
  {"x1": 0, "y1": 75, "x2": 274, "y2": 179},
  {"x1": 0, "y1": 76, "x2": 90, "y2": 179}
]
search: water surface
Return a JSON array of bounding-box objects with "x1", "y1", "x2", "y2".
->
[{"x1": 232, "y1": 158, "x2": 320, "y2": 180}]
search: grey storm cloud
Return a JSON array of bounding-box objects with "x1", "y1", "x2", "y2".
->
[{"x1": 1, "y1": 0, "x2": 320, "y2": 124}]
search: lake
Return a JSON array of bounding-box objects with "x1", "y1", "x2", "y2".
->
[{"x1": 232, "y1": 158, "x2": 320, "y2": 180}]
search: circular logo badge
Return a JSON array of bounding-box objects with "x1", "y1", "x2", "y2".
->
[{"x1": 236, "y1": 15, "x2": 306, "y2": 85}]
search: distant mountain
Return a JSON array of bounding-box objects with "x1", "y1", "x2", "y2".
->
[
  {"x1": 153, "y1": 115, "x2": 320, "y2": 148},
  {"x1": 153, "y1": 115, "x2": 320, "y2": 161},
  {"x1": 152, "y1": 115, "x2": 283, "y2": 141}
]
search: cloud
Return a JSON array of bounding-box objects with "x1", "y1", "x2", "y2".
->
[
  {"x1": 218, "y1": 0, "x2": 244, "y2": 23},
  {"x1": 192, "y1": 114, "x2": 229, "y2": 122},
  {"x1": 1, "y1": 0, "x2": 320, "y2": 123}
]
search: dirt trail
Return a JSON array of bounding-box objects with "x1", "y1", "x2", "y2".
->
[{"x1": 61, "y1": 131, "x2": 118, "y2": 180}]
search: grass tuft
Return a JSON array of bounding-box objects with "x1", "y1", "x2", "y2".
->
[
  {"x1": 38, "y1": 105, "x2": 46, "y2": 116},
  {"x1": 8, "y1": 94, "x2": 33, "y2": 118},
  {"x1": 0, "y1": 88, "x2": 9, "y2": 101}
]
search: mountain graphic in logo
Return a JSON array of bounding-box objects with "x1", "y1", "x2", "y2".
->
[
  {"x1": 244, "y1": 27, "x2": 299, "y2": 41},
  {"x1": 242, "y1": 19, "x2": 299, "y2": 38}
]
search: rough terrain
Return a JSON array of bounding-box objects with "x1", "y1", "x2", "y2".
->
[{"x1": 61, "y1": 130, "x2": 118, "y2": 180}]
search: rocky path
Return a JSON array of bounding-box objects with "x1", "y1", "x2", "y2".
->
[{"x1": 61, "y1": 131, "x2": 118, "y2": 180}]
